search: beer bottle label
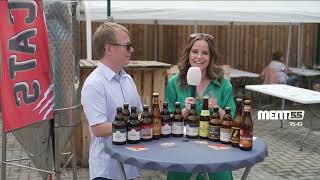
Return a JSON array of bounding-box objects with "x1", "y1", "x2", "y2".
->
[
  {"x1": 200, "y1": 110, "x2": 210, "y2": 116},
  {"x1": 112, "y1": 128, "x2": 127, "y2": 142},
  {"x1": 231, "y1": 127, "x2": 240, "y2": 143},
  {"x1": 161, "y1": 123, "x2": 171, "y2": 135},
  {"x1": 153, "y1": 118, "x2": 161, "y2": 136},
  {"x1": 172, "y1": 122, "x2": 183, "y2": 134},
  {"x1": 239, "y1": 129, "x2": 253, "y2": 148},
  {"x1": 128, "y1": 129, "x2": 140, "y2": 141},
  {"x1": 199, "y1": 121, "x2": 209, "y2": 137},
  {"x1": 186, "y1": 124, "x2": 198, "y2": 136},
  {"x1": 141, "y1": 126, "x2": 153, "y2": 139},
  {"x1": 208, "y1": 125, "x2": 220, "y2": 140},
  {"x1": 220, "y1": 128, "x2": 231, "y2": 142}
]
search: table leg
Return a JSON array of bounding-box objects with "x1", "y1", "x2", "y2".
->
[
  {"x1": 300, "y1": 129, "x2": 312, "y2": 151},
  {"x1": 241, "y1": 166, "x2": 252, "y2": 180},
  {"x1": 118, "y1": 161, "x2": 128, "y2": 180},
  {"x1": 281, "y1": 99, "x2": 286, "y2": 128},
  {"x1": 190, "y1": 172, "x2": 199, "y2": 180}
]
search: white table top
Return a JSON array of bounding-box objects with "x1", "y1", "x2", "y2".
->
[
  {"x1": 289, "y1": 67, "x2": 320, "y2": 77},
  {"x1": 231, "y1": 68, "x2": 260, "y2": 78},
  {"x1": 245, "y1": 84, "x2": 320, "y2": 104}
]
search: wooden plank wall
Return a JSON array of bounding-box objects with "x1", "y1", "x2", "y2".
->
[{"x1": 80, "y1": 22, "x2": 318, "y2": 73}]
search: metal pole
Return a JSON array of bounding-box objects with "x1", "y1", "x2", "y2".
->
[
  {"x1": 281, "y1": 23, "x2": 293, "y2": 128},
  {"x1": 71, "y1": 134, "x2": 78, "y2": 180},
  {"x1": 118, "y1": 161, "x2": 128, "y2": 180},
  {"x1": 154, "y1": 20, "x2": 159, "y2": 61},
  {"x1": 107, "y1": 0, "x2": 111, "y2": 17},
  {"x1": 53, "y1": 115, "x2": 61, "y2": 180},
  {"x1": 86, "y1": 19, "x2": 92, "y2": 61},
  {"x1": 285, "y1": 23, "x2": 292, "y2": 80},
  {"x1": 230, "y1": 22, "x2": 235, "y2": 67},
  {"x1": 241, "y1": 166, "x2": 252, "y2": 180},
  {"x1": 1, "y1": 131, "x2": 7, "y2": 180},
  {"x1": 193, "y1": 23, "x2": 198, "y2": 33},
  {"x1": 297, "y1": 23, "x2": 304, "y2": 67}
]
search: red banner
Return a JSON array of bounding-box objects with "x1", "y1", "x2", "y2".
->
[{"x1": 0, "y1": 1, "x2": 54, "y2": 132}]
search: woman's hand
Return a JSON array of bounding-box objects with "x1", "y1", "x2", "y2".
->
[
  {"x1": 182, "y1": 97, "x2": 195, "y2": 118},
  {"x1": 184, "y1": 97, "x2": 196, "y2": 110},
  {"x1": 208, "y1": 96, "x2": 218, "y2": 109}
]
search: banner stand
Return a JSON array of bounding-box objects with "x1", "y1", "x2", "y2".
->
[{"x1": 1, "y1": 124, "x2": 78, "y2": 180}]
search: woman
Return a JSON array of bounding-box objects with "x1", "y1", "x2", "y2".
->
[
  {"x1": 266, "y1": 51, "x2": 299, "y2": 86},
  {"x1": 165, "y1": 33, "x2": 236, "y2": 180}
]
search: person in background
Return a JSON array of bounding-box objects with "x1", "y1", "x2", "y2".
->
[
  {"x1": 81, "y1": 22, "x2": 142, "y2": 180},
  {"x1": 313, "y1": 79, "x2": 320, "y2": 91},
  {"x1": 262, "y1": 51, "x2": 299, "y2": 86},
  {"x1": 165, "y1": 33, "x2": 235, "y2": 180}
]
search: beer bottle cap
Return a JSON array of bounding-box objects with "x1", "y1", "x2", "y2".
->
[
  {"x1": 163, "y1": 102, "x2": 168, "y2": 107},
  {"x1": 116, "y1": 107, "x2": 122, "y2": 112},
  {"x1": 123, "y1": 103, "x2": 129, "y2": 107},
  {"x1": 244, "y1": 100, "x2": 251, "y2": 105},
  {"x1": 152, "y1": 92, "x2": 159, "y2": 96},
  {"x1": 236, "y1": 98, "x2": 243, "y2": 102},
  {"x1": 131, "y1": 106, "x2": 137, "y2": 111}
]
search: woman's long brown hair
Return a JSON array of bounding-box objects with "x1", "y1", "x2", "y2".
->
[{"x1": 177, "y1": 34, "x2": 224, "y2": 88}]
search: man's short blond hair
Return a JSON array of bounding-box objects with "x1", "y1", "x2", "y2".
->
[{"x1": 93, "y1": 22, "x2": 129, "y2": 59}]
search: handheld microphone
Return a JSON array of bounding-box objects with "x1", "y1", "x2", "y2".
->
[{"x1": 187, "y1": 67, "x2": 201, "y2": 97}]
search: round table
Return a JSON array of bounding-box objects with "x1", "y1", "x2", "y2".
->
[{"x1": 105, "y1": 137, "x2": 268, "y2": 180}]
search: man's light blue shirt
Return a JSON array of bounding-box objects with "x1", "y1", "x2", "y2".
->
[{"x1": 81, "y1": 61, "x2": 142, "y2": 180}]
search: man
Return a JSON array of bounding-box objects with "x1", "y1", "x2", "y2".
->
[{"x1": 81, "y1": 22, "x2": 142, "y2": 180}]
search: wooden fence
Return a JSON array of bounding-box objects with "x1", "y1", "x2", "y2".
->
[{"x1": 80, "y1": 22, "x2": 318, "y2": 74}]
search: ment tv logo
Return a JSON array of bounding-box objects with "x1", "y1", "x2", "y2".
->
[{"x1": 258, "y1": 110, "x2": 305, "y2": 120}]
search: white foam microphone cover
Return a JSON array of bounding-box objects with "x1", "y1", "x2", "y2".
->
[{"x1": 187, "y1": 67, "x2": 201, "y2": 86}]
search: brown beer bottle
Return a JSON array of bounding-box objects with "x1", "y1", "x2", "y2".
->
[
  {"x1": 171, "y1": 102, "x2": 184, "y2": 137},
  {"x1": 199, "y1": 97, "x2": 210, "y2": 139},
  {"x1": 220, "y1": 107, "x2": 232, "y2": 144},
  {"x1": 161, "y1": 102, "x2": 171, "y2": 138},
  {"x1": 231, "y1": 98, "x2": 243, "y2": 147},
  {"x1": 123, "y1": 103, "x2": 130, "y2": 124},
  {"x1": 240, "y1": 100, "x2": 253, "y2": 151},
  {"x1": 112, "y1": 107, "x2": 127, "y2": 145},
  {"x1": 140, "y1": 105, "x2": 153, "y2": 142},
  {"x1": 127, "y1": 106, "x2": 140, "y2": 144},
  {"x1": 186, "y1": 103, "x2": 199, "y2": 139},
  {"x1": 208, "y1": 106, "x2": 221, "y2": 142},
  {"x1": 152, "y1": 93, "x2": 161, "y2": 140}
]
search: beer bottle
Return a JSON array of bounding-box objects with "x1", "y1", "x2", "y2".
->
[
  {"x1": 123, "y1": 103, "x2": 130, "y2": 124},
  {"x1": 231, "y1": 98, "x2": 242, "y2": 147},
  {"x1": 140, "y1": 105, "x2": 153, "y2": 142},
  {"x1": 127, "y1": 106, "x2": 140, "y2": 144},
  {"x1": 208, "y1": 106, "x2": 221, "y2": 142},
  {"x1": 186, "y1": 103, "x2": 199, "y2": 139},
  {"x1": 240, "y1": 100, "x2": 253, "y2": 151},
  {"x1": 199, "y1": 97, "x2": 210, "y2": 139},
  {"x1": 112, "y1": 107, "x2": 127, "y2": 145},
  {"x1": 161, "y1": 102, "x2": 171, "y2": 138},
  {"x1": 171, "y1": 102, "x2": 184, "y2": 137},
  {"x1": 152, "y1": 93, "x2": 161, "y2": 140},
  {"x1": 220, "y1": 107, "x2": 232, "y2": 144}
]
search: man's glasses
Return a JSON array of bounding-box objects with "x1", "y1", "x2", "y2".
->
[
  {"x1": 109, "y1": 42, "x2": 133, "y2": 51},
  {"x1": 190, "y1": 33, "x2": 214, "y2": 40}
]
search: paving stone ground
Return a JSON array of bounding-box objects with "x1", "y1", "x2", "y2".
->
[{"x1": 1, "y1": 102, "x2": 320, "y2": 180}]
